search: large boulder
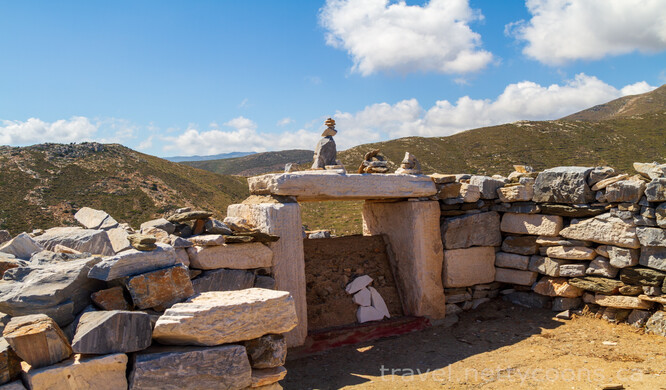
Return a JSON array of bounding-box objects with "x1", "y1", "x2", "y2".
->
[
  {"x1": 34, "y1": 227, "x2": 114, "y2": 256},
  {"x1": 0, "y1": 233, "x2": 43, "y2": 260},
  {"x1": 129, "y1": 345, "x2": 251, "y2": 389},
  {"x1": 532, "y1": 167, "x2": 595, "y2": 204},
  {"x1": 71, "y1": 311, "x2": 152, "y2": 354},
  {"x1": 88, "y1": 243, "x2": 176, "y2": 281},
  {"x1": 639, "y1": 246, "x2": 666, "y2": 271},
  {"x1": 500, "y1": 213, "x2": 563, "y2": 236},
  {"x1": 124, "y1": 265, "x2": 194, "y2": 310},
  {"x1": 22, "y1": 353, "x2": 127, "y2": 390},
  {"x1": 559, "y1": 213, "x2": 640, "y2": 249},
  {"x1": 645, "y1": 178, "x2": 666, "y2": 202},
  {"x1": 0, "y1": 257, "x2": 103, "y2": 326},
  {"x1": 3, "y1": 314, "x2": 72, "y2": 368},
  {"x1": 442, "y1": 247, "x2": 495, "y2": 288},
  {"x1": 440, "y1": 212, "x2": 501, "y2": 249},
  {"x1": 74, "y1": 207, "x2": 118, "y2": 230},
  {"x1": 604, "y1": 180, "x2": 646, "y2": 203},
  {"x1": 186, "y1": 243, "x2": 273, "y2": 270},
  {"x1": 469, "y1": 176, "x2": 505, "y2": 199},
  {"x1": 152, "y1": 289, "x2": 297, "y2": 346}
]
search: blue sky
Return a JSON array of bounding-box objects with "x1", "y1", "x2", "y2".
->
[{"x1": 1, "y1": 0, "x2": 665, "y2": 157}]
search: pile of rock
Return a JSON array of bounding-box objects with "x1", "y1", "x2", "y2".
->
[
  {"x1": 0, "y1": 207, "x2": 296, "y2": 389},
  {"x1": 433, "y1": 162, "x2": 666, "y2": 335},
  {"x1": 358, "y1": 149, "x2": 389, "y2": 174},
  {"x1": 344, "y1": 275, "x2": 390, "y2": 323}
]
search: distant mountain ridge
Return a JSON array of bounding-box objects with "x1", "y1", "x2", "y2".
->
[
  {"x1": 181, "y1": 149, "x2": 314, "y2": 176},
  {"x1": 562, "y1": 84, "x2": 666, "y2": 121},
  {"x1": 163, "y1": 151, "x2": 256, "y2": 162}
]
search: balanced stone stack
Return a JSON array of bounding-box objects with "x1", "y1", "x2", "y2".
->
[
  {"x1": 344, "y1": 275, "x2": 391, "y2": 323},
  {"x1": 433, "y1": 163, "x2": 666, "y2": 335},
  {"x1": 0, "y1": 206, "x2": 296, "y2": 389}
]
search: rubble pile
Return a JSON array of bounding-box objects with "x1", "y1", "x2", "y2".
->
[{"x1": 0, "y1": 207, "x2": 296, "y2": 390}]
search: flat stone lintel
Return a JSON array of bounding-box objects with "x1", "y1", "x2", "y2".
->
[{"x1": 248, "y1": 172, "x2": 437, "y2": 201}]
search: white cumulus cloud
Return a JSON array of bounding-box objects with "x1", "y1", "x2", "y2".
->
[
  {"x1": 320, "y1": 0, "x2": 493, "y2": 75},
  {"x1": 0, "y1": 116, "x2": 98, "y2": 145},
  {"x1": 333, "y1": 74, "x2": 657, "y2": 141},
  {"x1": 163, "y1": 116, "x2": 321, "y2": 155},
  {"x1": 509, "y1": 0, "x2": 666, "y2": 65}
]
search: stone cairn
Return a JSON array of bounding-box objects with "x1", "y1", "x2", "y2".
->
[
  {"x1": 345, "y1": 275, "x2": 390, "y2": 323},
  {"x1": 433, "y1": 161, "x2": 666, "y2": 335},
  {"x1": 394, "y1": 152, "x2": 422, "y2": 175},
  {"x1": 358, "y1": 149, "x2": 389, "y2": 173},
  {"x1": 311, "y1": 118, "x2": 340, "y2": 170},
  {"x1": 0, "y1": 207, "x2": 296, "y2": 389}
]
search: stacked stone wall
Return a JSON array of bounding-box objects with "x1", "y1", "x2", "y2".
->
[{"x1": 434, "y1": 163, "x2": 666, "y2": 335}]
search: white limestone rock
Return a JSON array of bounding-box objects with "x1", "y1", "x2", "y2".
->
[
  {"x1": 368, "y1": 286, "x2": 390, "y2": 319},
  {"x1": 356, "y1": 306, "x2": 384, "y2": 323},
  {"x1": 345, "y1": 275, "x2": 373, "y2": 295},
  {"x1": 545, "y1": 246, "x2": 596, "y2": 260},
  {"x1": 442, "y1": 247, "x2": 496, "y2": 288},
  {"x1": 34, "y1": 227, "x2": 114, "y2": 256},
  {"x1": 559, "y1": 213, "x2": 640, "y2": 249},
  {"x1": 74, "y1": 207, "x2": 118, "y2": 230},
  {"x1": 105, "y1": 227, "x2": 131, "y2": 254},
  {"x1": 0, "y1": 233, "x2": 43, "y2": 260},
  {"x1": 188, "y1": 234, "x2": 225, "y2": 246},
  {"x1": 152, "y1": 289, "x2": 298, "y2": 346},
  {"x1": 140, "y1": 218, "x2": 176, "y2": 235},
  {"x1": 532, "y1": 166, "x2": 595, "y2": 204},
  {"x1": 352, "y1": 288, "x2": 371, "y2": 306},
  {"x1": 186, "y1": 243, "x2": 273, "y2": 270},
  {"x1": 469, "y1": 176, "x2": 506, "y2": 199}
]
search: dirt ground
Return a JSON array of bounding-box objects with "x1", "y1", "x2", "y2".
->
[
  {"x1": 303, "y1": 235, "x2": 403, "y2": 330},
  {"x1": 284, "y1": 300, "x2": 666, "y2": 389}
]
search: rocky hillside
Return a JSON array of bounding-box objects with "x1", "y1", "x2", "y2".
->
[
  {"x1": 562, "y1": 84, "x2": 666, "y2": 121},
  {"x1": 0, "y1": 143, "x2": 249, "y2": 234},
  {"x1": 181, "y1": 149, "x2": 314, "y2": 177}
]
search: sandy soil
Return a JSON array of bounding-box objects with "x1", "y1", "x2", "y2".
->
[{"x1": 284, "y1": 300, "x2": 666, "y2": 389}]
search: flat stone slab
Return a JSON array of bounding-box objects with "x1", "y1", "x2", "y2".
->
[
  {"x1": 187, "y1": 243, "x2": 273, "y2": 270},
  {"x1": 248, "y1": 172, "x2": 437, "y2": 201},
  {"x1": 71, "y1": 311, "x2": 152, "y2": 354},
  {"x1": 587, "y1": 294, "x2": 653, "y2": 309},
  {"x1": 129, "y1": 345, "x2": 251, "y2": 390},
  {"x1": 3, "y1": 314, "x2": 71, "y2": 369},
  {"x1": 560, "y1": 213, "x2": 640, "y2": 249},
  {"x1": 22, "y1": 353, "x2": 127, "y2": 390},
  {"x1": 88, "y1": 243, "x2": 176, "y2": 281},
  {"x1": 500, "y1": 213, "x2": 563, "y2": 236},
  {"x1": 442, "y1": 247, "x2": 496, "y2": 288},
  {"x1": 152, "y1": 289, "x2": 297, "y2": 346},
  {"x1": 494, "y1": 268, "x2": 537, "y2": 286},
  {"x1": 124, "y1": 265, "x2": 194, "y2": 310},
  {"x1": 34, "y1": 227, "x2": 114, "y2": 256}
]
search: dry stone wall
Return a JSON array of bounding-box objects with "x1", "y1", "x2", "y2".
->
[
  {"x1": 0, "y1": 207, "x2": 295, "y2": 390},
  {"x1": 435, "y1": 163, "x2": 666, "y2": 335}
]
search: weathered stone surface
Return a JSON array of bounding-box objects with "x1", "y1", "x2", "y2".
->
[
  {"x1": 459, "y1": 183, "x2": 480, "y2": 203},
  {"x1": 469, "y1": 176, "x2": 505, "y2": 199},
  {"x1": 368, "y1": 286, "x2": 390, "y2": 319},
  {"x1": 501, "y1": 213, "x2": 563, "y2": 236},
  {"x1": 535, "y1": 236, "x2": 592, "y2": 247},
  {"x1": 88, "y1": 243, "x2": 176, "y2": 281},
  {"x1": 533, "y1": 277, "x2": 584, "y2": 298},
  {"x1": 91, "y1": 286, "x2": 131, "y2": 310},
  {"x1": 34, "y1": 227, "x2": 114, "y2": 256},
  {"x1": 559, "y1": 264, "x2": 587, "y2": 277},
  {"x1": 0, "y1": 233, "x2": 43, "y2": 260},
  {"x1": 140, "y1": 218, "x2": 176, "y2": 234},
  {"x1": 639, "y1": 246, "x2": 666, "y2": 271},
  {"x1": 645, "y1": 311, "x2": 666, "y2": 336},
  {"x1": 636, "y1": 227, "x2": 666, "y2": 247},
  {"x1": 312, "y1": 135, "x2": 336, "y2": 169},
  {"x1": 167, "y1": 211, "x2": 213, "y2": 223},
  {"x1": 255, "y1": 275, "x2": 276, "y2": 290},
  {"x1": 249, "y1": 172, "x2": 437, "y2": 201},
  {"x1": 604, "y1": 180, "x2": 646, "y2": 203},
  {"x1": 106, "y1": 227, "x2": 131, "y2": 253},
  {"x1": 495, "y1": 252, "x2": 530, "y2": 270},
  {"x1": 0, "y1": 257, "x2": 102, "y2": 326},
  {"x1": 128, "y1": 234, "x2": 157, "y2": 251},
  {"x1": 545, "y1": 246, "x2": 596, "y2": 260},
  {"x1": 251, "y1": 366, "x2": 287, "y2": 388},
  {"x1": 634, "y1": 162, "x2": 666, "y2": 180},
  {"x1": 74, "y1": 207, "x2": 118, "y2": 230},
  {"x1": 492, "y1": 201, "x2": 541, "y2": 214},
  {"x1": 188, "y1": 234, "x2": 225, "y2": 246},
  {"x1": 430, "y1": 173, "x2": 456, "y2": 184},
  {"x1": 607, "y1": 246, "x2": 640, "y2": 268},
  {"x1": 227, "y1": 202, "x2": 306, "y2": 347},
  {"x1": 528, "y1": 256, "x2": 570, "y2": 276},
  {"x1": 129, "y1": 344, "x2": 251, "y2": 389},
  {"x1": 588, "y1": 167, "x2": 616, "y2": 187},
  {"x1": 494, "y1": 268, "x2": 537, "y2": 286},
  {"x1": 3, "y1": 314, "x2": 71, "y2": 368},
  {"x1": 532, "y1": 166, "x2": 594, "y2": 204},
  {"x1": 569, "y1": 277, "x2": 623, "y2": 294},
  {"x1": 497, "y1": 184, "x2": 533, "y2": 203},
  {"x1": 244, "y1": 334, "x2": 286, "y2": 369},
  {"x1": 590, "y1": 294, "x2": 653, "y2": 310},
  {"x1": 153, "y1": 289, "x2": 297, "y2": 346},
  {"x1": 656, "y1": 203, "x2": 666, "y2": 228},
  {"x1": 72, "y1": 311, "x2": 151, "y2": 354},
  {"x1": 627, "y1": 309, "x2": 652, "y2": 328},
  {"x1": 23, "y1": 353, "x2": 127, "y2": 390},
  {"x1": 538, "y1": 204, "x2": 606, "y2": 218},
  {"x1": 0, "y1": 338, "x2": 21, "y2": 385},
  {"x1": 362, "y1": 201, "x2": 447, "y2": 319},
  {"x1": 501, "y1": 235, "x2": 538, "y2": 255},
  {"x1": 586, "y1": 257, "x2": 619, "y2": 278},
  {"x1": 645, "y1": 178, "x2": 666, "y2": 202},
  {"x1": 552, "y1": 297, "x2": 582, "y2": 311},
  {"x1": 352, "y1": 288, "x2": 371, "y2": 306},
  {"x1": 124, "y1": 265, "x2": 194, "y2": 310},
  {"x1": 442, "y1": 247, "x2": 495, "y2": 288},
  {"x1": 560, "y1": 213, "x2": 640, "y2": 249},
  {"x1": 436, "y1": 182, "x2": 461, "y2": 199},
  {"x1": 620, "y1": 267, "x2": 666, "y2": 286},
  {"x1": 204, "y1": 219, "x2": 233, "y2": 235},
  {"x1": 503, "y1": 292, "x2": 551, "y2": 309},
  {"x1": 192, "y1": 269, "x2": 255, "y2": 294},
  {"x1": 186, "y1": 243, "x2": 272, "y2": 270},
  {"x1": 441, "y1": 212, "x2": 501, "y2": 249}
]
